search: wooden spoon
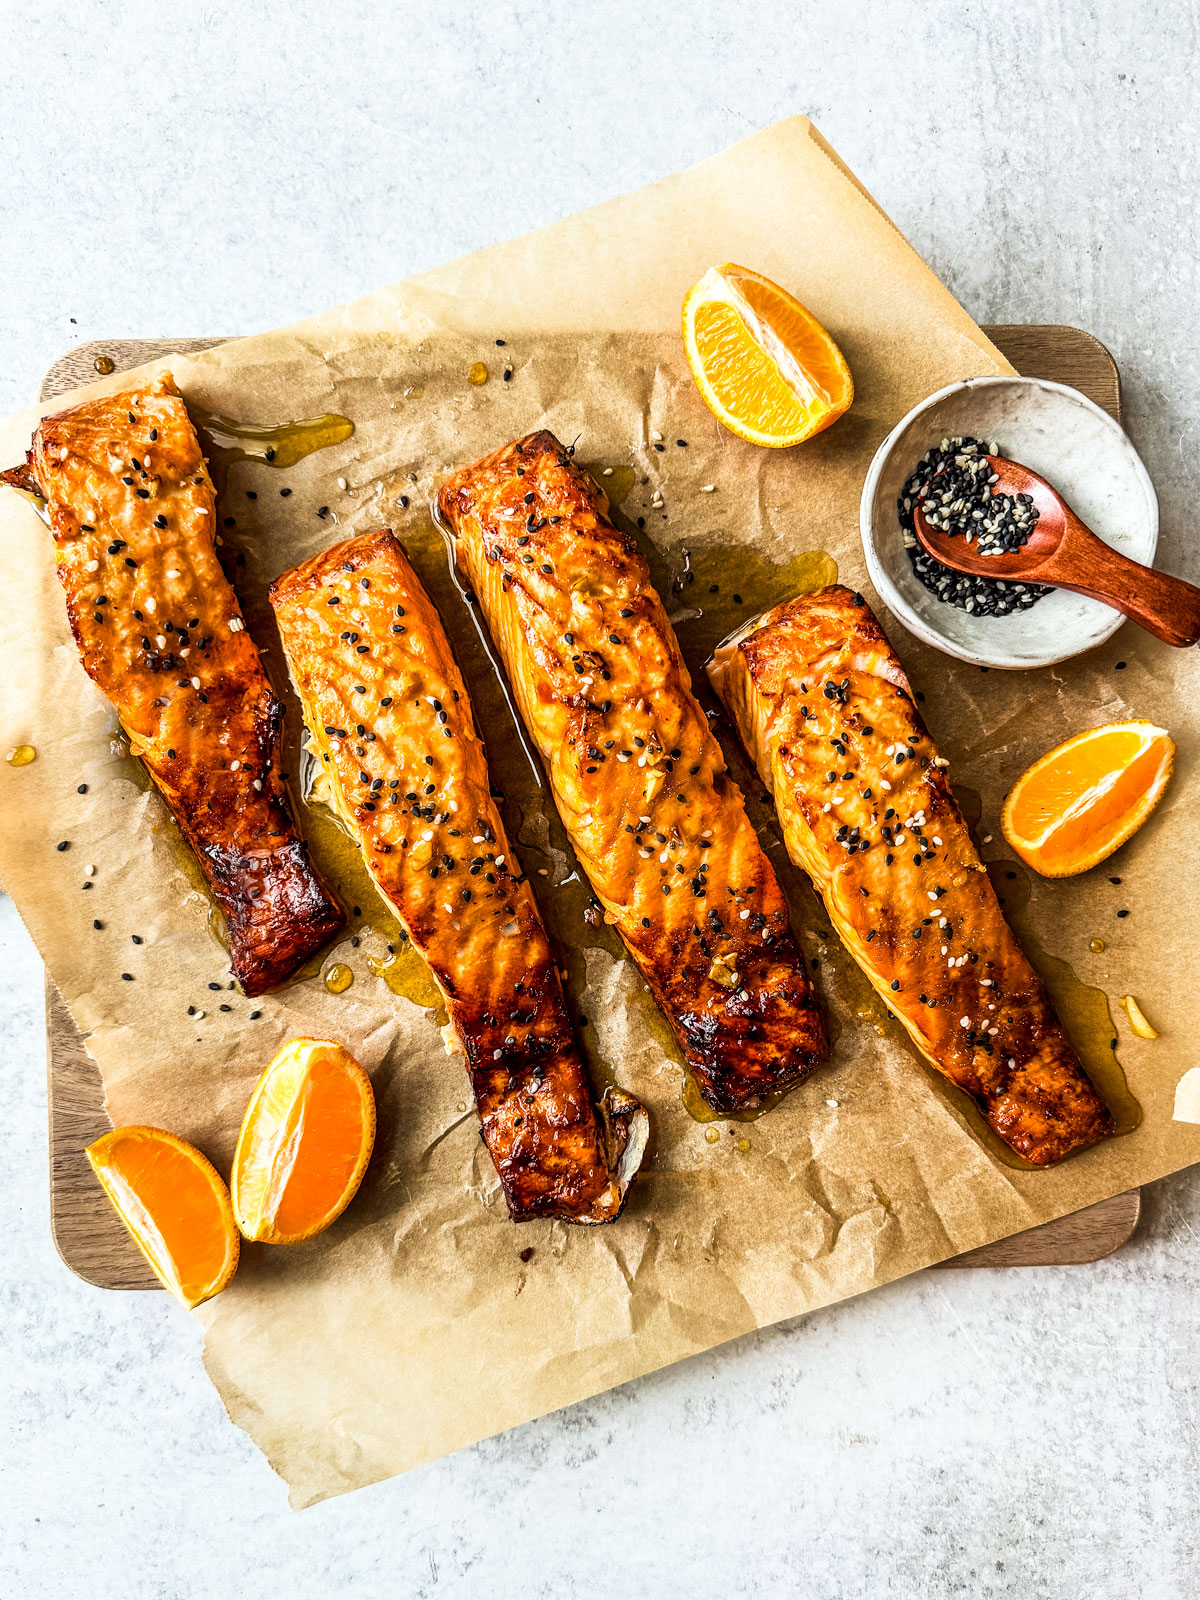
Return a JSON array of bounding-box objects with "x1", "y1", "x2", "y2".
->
[{"x1": 912, "y1": 455, "x2": 1200, "y2": 648}]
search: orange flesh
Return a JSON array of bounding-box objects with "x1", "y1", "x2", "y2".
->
[
  {"x1": 90, "y1": 1131, "x2": 235, "y2": 1304},
  {"x1": 684, "y1": 265, "x2": 852, "y2": 445},
  {"x1": 691, "y1": 300, "x2": 827, "y2": 432},
  {"x1": 1008, "y1": 732, "x2": 1168, "y2": 861},
  {"x1": 259, "y1": 1054, "x2": 369, "y2": 1239}
]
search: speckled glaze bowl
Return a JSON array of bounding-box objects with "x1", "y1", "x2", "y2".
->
[{"x1": 860, "y1": 375, "x2": 1159, "y2": 669}]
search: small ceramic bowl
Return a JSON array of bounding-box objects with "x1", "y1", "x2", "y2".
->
[{"x1": 859, "y1": 375, "x2": 1158, "y2": 669}]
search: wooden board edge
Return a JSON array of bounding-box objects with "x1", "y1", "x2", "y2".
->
[{"x1": 936, "y1": 1188, "x2": 1141, "y2": 1268}]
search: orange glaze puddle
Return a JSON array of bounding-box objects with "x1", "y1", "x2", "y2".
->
[{"x1": 193, "y1": 410, "x2": 355, "y2": 491}]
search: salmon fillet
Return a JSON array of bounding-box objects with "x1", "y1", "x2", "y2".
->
[
  {"x1": 438, "y1": 431, "x2": 827, "y2": 1114},
  {"x1": 707, "y1": 584, "x2": 1114, "y2": 1165},
  {"x1": 1, "y1": 373, "x2": 344, "y2": 994},
  {"x1": 269, "y1": 529, "x2": 647, "y2": 1223}
]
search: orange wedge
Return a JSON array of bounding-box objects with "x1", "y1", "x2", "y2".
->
[
  {"x1": 86, "y1": 1126, "x2": 239, "y2": 1309},
  {"x1": 682, "y1": 262, "x2": 853, "y2": 447},
  {"x1": 231, "y1": 1038, "x2": 375, "y2": 1245},
  {"x1": 1001, "y1": 720, "x2": 1174, "y2": 878}
]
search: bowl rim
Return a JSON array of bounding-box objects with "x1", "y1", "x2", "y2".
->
[{"x1": 858, "y1": 373, "x2": 1160, "y2": 670}]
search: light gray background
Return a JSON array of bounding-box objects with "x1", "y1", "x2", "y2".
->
[{"x1": 2, "y1": 2, "x2": 1198, "y2": 1596}]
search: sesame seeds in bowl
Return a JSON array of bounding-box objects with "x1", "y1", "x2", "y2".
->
[
  {"x1": 860, "y1": 375, "x2": 1158, "y2": 669},
  {"x1": 900, "y1": 435, "x2": 1050, "y2": 617}
]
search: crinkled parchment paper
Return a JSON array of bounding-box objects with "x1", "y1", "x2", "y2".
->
[{"x1": 1, "y1": 119, "x2": 1197, "y2": 1506}]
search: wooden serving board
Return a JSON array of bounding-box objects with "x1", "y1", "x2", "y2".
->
[{"x1": 40, "y1": 327, "x2": 1141, "y2": 1289}]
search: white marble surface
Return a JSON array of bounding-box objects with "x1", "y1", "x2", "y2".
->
[{"x1": 3, "y1": 2, "x2": 1199, "y2": 1594}]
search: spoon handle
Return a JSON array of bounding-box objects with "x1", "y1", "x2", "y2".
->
[{"x1": 1045, "y1": 537, "x2": 1200, "y2": 649}]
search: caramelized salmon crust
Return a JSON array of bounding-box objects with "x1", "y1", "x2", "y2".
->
[
  {"x1": 438, "y1": 431, "x2": 827, "y2": 1114},
  {"x1": 708, "y1": 584, "x2": 1114, "y2": 1165},
  {"x1": 1, "y1": 374, "x2": 344, "y2": 994},
  {"x1": 270, "y1": 530, "x2": 647, "y2": 1223}
]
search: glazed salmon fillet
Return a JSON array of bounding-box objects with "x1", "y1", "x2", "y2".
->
[
  {"x1": 270, "y1": 530, "x2": 646, "y2": 1223},
  {"x1": 438, "y1": 431, "x2": 827, "y2": 1114},
  {"x1": 707, "y1": 584, "x2": 1114, "y2": 1165},
  {"x1": 0, "y1": 373, "x2": 344, "y2": 994}
]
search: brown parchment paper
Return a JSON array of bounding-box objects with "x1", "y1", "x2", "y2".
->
[{"x1": 1, "y1": 118, "x2": 1197, "y2": 1507}]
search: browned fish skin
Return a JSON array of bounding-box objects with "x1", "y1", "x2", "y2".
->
[
  {"x1": 438, "y1": 432, "x2": 827, "y2": 1114},
  {"x1": 708, "y1": 584, "x2": 1114, "y2": 1165},
  {"x1": 1, "y1": 374, "x2": 344, "y2": 994},
  {"x1": 270, "y1": 530, "x2": 646, "y2": 1223}
]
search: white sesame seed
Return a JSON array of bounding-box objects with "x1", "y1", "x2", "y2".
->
[
  {"x1": 252, "y1": 779, "x2": 262, "y2": 791},
  {"x1": 193, "y1": 1009, "x2": 205, "y2": 1020},
  {"x1": 191, "y1": 676, "x2": 201, "y2": 689},
  {"x1": 228, "y1": 617, "x2": 244, "y2": 633},
  {"x1": 699, "y1": 484, "x2": 716, "y2": 493},
  {"x1": 825, "y1": 1098, "x2": 839, "y2": 1108},
  {"x1": 650, "y1": 430, "x2": 663, "y2": 441},
  {"x1": 166, "y1": 568, "x2": 180, "y2": 578},
  {"x1": 85, "y1": 560, "x2": 99, "y2": 572},
  {"x1": 337, "y1": 477, "x2": 348, "y2": 490},
  {"x1": 960, "y1": 1016, "x2": 970, "y2": 1028},
  {"x1": 230, "y1": 760, "x2": 240, "y2": 771},
  {"x1": 144, "y1": 597, "x2": 157, "y2": 614},
  {"x1": 602, "y1": 467, "x2": 613, "y2": 476}
]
